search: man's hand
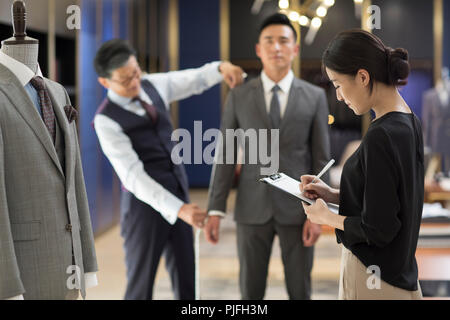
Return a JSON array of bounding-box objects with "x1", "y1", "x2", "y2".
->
[
  {"x1": 219, "y1": 61, "x2": 245, "y2": 89},
  {"x1": 204, "y1": 215, "x2": 221, "y2": 244},
  {"x1": 177, "y1": 203, "x2": 207, "y2": 228},
  {"x1": 302, "y1": 218, "x2": 322, "y2": 247}
]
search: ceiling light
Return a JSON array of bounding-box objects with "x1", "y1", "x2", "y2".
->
[
  {"x1": 288, "y1": 11, "x2": 300, "y2": 22},
  {"x1": 311, "y1": 17, "x2": 322, "y2": 28},
  {"x1": 316, "y1": 6, "x2": 327, "y2": 17},
  {"x1": 299, "y1": 15, "x2": 310, "y2": 26},
  {"x1": 279, "y1": 0, "x2": 289, "y2": 10}
]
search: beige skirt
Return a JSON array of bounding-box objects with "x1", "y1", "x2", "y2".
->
[{"x1": 338, "y1": 245, "x2": 423, "y2": 300}]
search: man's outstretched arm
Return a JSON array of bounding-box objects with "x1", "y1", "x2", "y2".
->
[{"x1": 143, "y1": 61, "x2": 244, "y2": 107}]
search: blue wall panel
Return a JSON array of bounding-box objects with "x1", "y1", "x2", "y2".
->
[
  {"x1": 80, "y1": 0, "x2": 128, "y2": 234},
  {"x1": 120, "y1": 0, "x2": 129, "y2": 39},
  {"x1": 80, "y1": 0, "x2": 99, "y2": 232},
  {"x1": 178, "y1": 0, "x2": 221, "y2": 187},
  {"x1": 98, "y1": 0, "x2": 115, "y2": 231},
  {"x1": 102, "y1": 0, "x2": 114, "y2": 42}
]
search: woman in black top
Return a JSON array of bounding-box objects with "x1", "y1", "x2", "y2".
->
[{"x1": 300, "y1": 30, "x2": 424, "y2": 299}]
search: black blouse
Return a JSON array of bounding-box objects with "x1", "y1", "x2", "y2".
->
[{"x1": 336, "y1": 112, "x2": 424, "y2": 291}]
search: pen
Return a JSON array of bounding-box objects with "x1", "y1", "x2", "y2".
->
[{"x1": 310, "y1": 159, "x2": 335, "y2": 184}]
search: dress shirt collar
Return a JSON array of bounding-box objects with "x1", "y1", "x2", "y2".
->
[
  {"x1": 0, "y1": 50, "x2": 43, "y2": 86},
  {"x1": 261, "y1": 69, "x2": 294, "y2": 94},
  {"x1": 107, "y1": 88, "x2": 133, "y2": 107},
  {"x1": 107, "y1": 88, "x2": 147, "y2": 107}
]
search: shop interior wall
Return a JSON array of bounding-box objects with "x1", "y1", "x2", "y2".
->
[
  {"x1": 0, "y1": 0, "x2": 446, "y2": 230},
  {"x1": 372, "y1": 0, "x2": 434, "y2": 120},
  {"x1": 178, "y1": 0, "x2": 222, "y2": 187},
  {"x1": 79, "y1": 0, "x2": 128, "y2": 235}
]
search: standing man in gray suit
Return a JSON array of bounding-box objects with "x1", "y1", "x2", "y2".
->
[
  {"x1": 0, "y1": 41, "x2": 97, "y2": 299},
  {"x1": 205, "y1": 13, "x2": 330, "y2": 300}
]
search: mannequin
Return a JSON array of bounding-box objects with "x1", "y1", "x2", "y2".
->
[
  {"x1": 0, "y1": 0, "x2": 39, "y2": 73},
  {"x1": 0, "y1": 0, "x2": 98, "y2": 300}
]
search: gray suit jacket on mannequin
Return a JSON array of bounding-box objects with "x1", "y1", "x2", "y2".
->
[
  {"x1": 0, "y1": 64, "x2": 98, "y2": 299},
  {"x1": 208, "y1": 76, "x2": 330, "y2": 225}
]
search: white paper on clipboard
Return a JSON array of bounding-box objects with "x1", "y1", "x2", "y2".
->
[{"x1": 259, "y1": 173, "x2": 340, "y2": 214}]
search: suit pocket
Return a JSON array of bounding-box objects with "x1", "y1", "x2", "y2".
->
[{"x1": 11, "y1": 221, "x2": 41, "y2": 241}]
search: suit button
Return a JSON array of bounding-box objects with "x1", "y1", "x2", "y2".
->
[{"x1": 66, "y1": 224, "x2": 72, "y2": 232}]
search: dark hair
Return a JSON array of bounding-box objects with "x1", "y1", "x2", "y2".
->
[
  {"x1": 322, "y1": 29, "x2": 410, "y2": 93},
  {"x1": 259, "y1": 13, "x2": 297, "y2": 42},
  {"x1": 94, "y1": 39, "x2": 136, "y2": 78}
]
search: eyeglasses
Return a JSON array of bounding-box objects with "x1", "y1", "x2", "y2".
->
[{"x1": 110, "y1": 66, "x2": 141, "y2": 87}]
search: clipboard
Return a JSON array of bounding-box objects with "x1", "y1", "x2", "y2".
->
[{"x1": 259, "y1": 173, "x2": 339, "y2": 214}]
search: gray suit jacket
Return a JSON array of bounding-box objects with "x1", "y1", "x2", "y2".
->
[
  {"x1": 0, "y1": 64, "x2": 97, "y2": 299},
  {"x1": 208, "y1": 76, "x2": 330, "y2": 225}
]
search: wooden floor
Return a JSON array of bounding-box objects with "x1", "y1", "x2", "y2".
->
[
  {"x1": 85, "y1": 222, "x2": 343, "y2": 300},
  {"x1": 84, "y1": 189, "x2": 450, "y2": 300},
  {"x1": 85, "y1": 189, "x2": 342, "y2": 300}
]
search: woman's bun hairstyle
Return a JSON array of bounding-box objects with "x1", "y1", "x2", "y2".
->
[
  {"x1": 322, "y1": 29, "x2": 411, "y2": 93},
  {"x1": 386, "y1": 47, "x2": 410, "y2": 86}
]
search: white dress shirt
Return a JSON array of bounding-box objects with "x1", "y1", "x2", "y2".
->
[
  {"x1": 0, "y1": 50, "x2": 98, "y2": 300},
  {"x1": 260, "y1": 69, "x2": 294, "y2": 118},
  {"x1": 208, "y1": 69, "x2": 294, "y2": 218},
  {"x1": 94, "y1": 61, "x2": 224, "y2": 225}
]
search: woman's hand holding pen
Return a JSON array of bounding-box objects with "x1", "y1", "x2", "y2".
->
[
  {"x1": 300, "y1": 176, "x2": 336, "y2": 226},
  {"x1": 299, "y1": 175, "x2": 339, "y2": 204},
  {"x1": 300, "y1": 176, "x2": 345, "y2": 230}
]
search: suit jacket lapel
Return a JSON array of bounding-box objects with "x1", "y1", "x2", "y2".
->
[
  {"x1": 0, "y1": 66, "x2": 64, "y2": 177},
  {"x1": 45, "y1": 79, "x2": 75, "y2": 188},
  {"x1": 252, "y1": 78, "x2": 271, "y2": 130},
  {"x1": 280, "y1": 79, "x2": 302, "y2": 133}
]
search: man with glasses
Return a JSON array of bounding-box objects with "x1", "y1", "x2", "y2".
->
[{"x1": 93, "y1": 39, "x2": 244, "y2": 300}]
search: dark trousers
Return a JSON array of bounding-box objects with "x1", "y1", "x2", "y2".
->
[
  {"x1": 120, "y1": 191, "x2": 194, "y2": 300},
  {"x1": 236, "y1": 219, "x2": 314, "y2": 300}
]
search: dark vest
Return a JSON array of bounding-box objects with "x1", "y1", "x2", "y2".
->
[{"x1": 97, "y1": 80, "x2": 190, "y2": 203}]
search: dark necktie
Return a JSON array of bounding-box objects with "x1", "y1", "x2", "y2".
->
[
  {"x1": 30, "y1": 76, "x2": 56, "y2": 143},
  {"x1": 269, "y1": 85, "x2": 281, "y2": 128},
  {"x1": 133, "y1": 96, "x2": 158, "y2": 124}
]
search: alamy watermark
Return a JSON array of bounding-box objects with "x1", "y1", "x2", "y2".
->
[
  {"x1": 171, "y1": 121, "x2": 280, "y2": 175},
  {"x1": 66, "y1": 5, "x2": 81, "y2": 30},
  {"x1": 366, "y1": 5, "x2": 381, "y2": 30},
  {"x1": 366, "y1": 265, "x2": 381, "y2": 290},
  {"x1": 66, "y1": 265, "x2": 81, "y2": 290},
  {"x1": 65, "y1": 4, "x2": 382, "y2": 31}
]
